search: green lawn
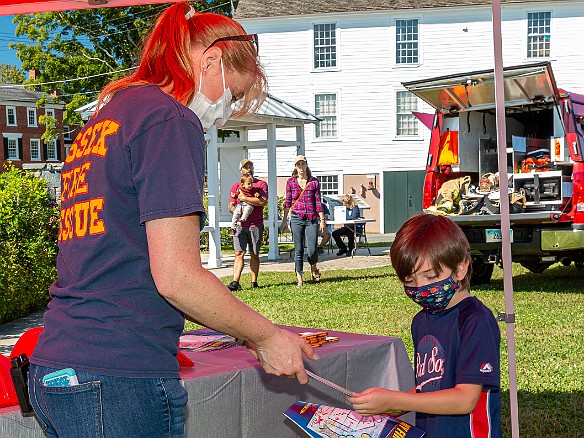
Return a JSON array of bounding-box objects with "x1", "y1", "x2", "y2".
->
[{"x1": 186, "y1": 262, "x2": 584, "y2": 437}]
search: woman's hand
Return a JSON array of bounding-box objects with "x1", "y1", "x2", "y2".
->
[
  {"x1": 280, "y1": 221, "x2": 290, "y2": 233},
  {"x1": 242, "y1": 328, "x2": 317, "y2": 384},
  {"x1": 319, "y1": 221, "x2": 326, "y2": 233}
]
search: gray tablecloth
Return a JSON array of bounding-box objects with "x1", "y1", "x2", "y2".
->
[{"x1": 0, "y1": 326, "x2": 414, "y2": 438}]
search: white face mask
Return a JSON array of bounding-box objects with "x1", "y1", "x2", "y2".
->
[{"x1": 188, "y1": 58, "x2": 234, "y2": 132}]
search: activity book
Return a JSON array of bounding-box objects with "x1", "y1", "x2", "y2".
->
[{"x1": 284, "y1": 401, "x2": 425, "y2": 438}]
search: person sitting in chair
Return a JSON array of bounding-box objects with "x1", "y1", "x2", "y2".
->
[{"x1": 332, "y1": 195, "x2": 362, "y2": 256}]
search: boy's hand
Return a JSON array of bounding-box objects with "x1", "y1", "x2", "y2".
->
[{"x1": 348, "y1": 388, "x2": 401, "y2": 416}]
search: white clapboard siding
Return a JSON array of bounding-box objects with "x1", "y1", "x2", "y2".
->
[{"x1": 239, "y1": 1, "x2": 584, "y2": 177}]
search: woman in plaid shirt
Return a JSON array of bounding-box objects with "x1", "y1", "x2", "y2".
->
[{"x1": 280, "y1": 155, "x2": 327, "y2": 286}]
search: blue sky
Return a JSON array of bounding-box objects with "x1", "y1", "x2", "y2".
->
[{"x1": 0, "y1": 15, "x2": 23, "y2": 67}]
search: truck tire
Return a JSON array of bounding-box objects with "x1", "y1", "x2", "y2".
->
[
  {"x1": 520, "y1": 261, "x2": 551, "y2": 273},
  {"x1": 471, "y1": 259, "x2": 494, "y2": 284}
]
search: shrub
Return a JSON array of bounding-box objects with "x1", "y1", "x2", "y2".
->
[{"x1": 0, "y1": 165, "x2": 58, "y2": 324}]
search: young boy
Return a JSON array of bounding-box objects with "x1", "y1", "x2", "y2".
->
[
  {"x1": 230, "y1": 174, "x2": 260, "y2": 236},
  {"x1": 348, "y1": 214, "x2": 501, "y2": 438}
]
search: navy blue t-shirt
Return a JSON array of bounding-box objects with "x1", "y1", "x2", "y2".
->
[
  {"x1": 412, "y1": 296, "x2": 502, "y2": 438},
  {"x1": 31, "y1": 85, "x2": 206, "y2": 378}
]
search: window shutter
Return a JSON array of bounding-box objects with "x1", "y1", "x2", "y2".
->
[
  {"x1": 18, "y1": 138, "x2": 23, "y2": 160},
  {"x1": 56, "y1": 139, "x2": 62, "y2": 161},
  {"x1": 3, "y1": 138, "x2": 7, "y2": 159},
  {"x1": 43, "y1": 142, "x2": 48, "y2": 161}
]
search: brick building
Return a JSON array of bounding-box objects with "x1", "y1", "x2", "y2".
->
[{"x1": 0, "y1": 83, "x2": 67, "y2": 171}]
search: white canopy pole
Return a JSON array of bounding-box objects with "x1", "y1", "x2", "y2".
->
[
  {"x1": 491, "y1": 1, "x2": 519, "y2": 436},
  {"x1": 205, "y1": 126, "x2": 222, "y2": 269},
  {"x1": 266, "y1": 122, "x2": 279, "y2": 261}
]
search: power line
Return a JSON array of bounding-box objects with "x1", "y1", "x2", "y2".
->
[{"x1": 0, "y1": 66, "x2": 136, "y2": 89}]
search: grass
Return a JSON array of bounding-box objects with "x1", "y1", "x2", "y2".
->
[{"x1": 186, "y1": 262, "x2": 584, "y2": 437}]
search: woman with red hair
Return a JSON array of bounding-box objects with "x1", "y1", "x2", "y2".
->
[{"x1": 28, "y1": 4, "x2": 315, "y2": 437}]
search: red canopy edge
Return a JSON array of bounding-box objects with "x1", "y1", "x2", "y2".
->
[
  {"x1": 412, "y1": 111, "x2": 434, "y2": 130},
  {"x1": 0, "y1": 0, "x2": 182, "y2": 16},
  {"x1": 568, "y1": 92, "x2": 584, "y2": 118}
]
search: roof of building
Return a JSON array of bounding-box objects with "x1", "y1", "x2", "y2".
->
[
  {"x1": 0, "y1": 84, "x2": 59, "y2": 105},
  {"x1": 0, "y1": 84, "x2": 44, "y2": 103},
  {"x1": 235, "y1": 0, "x2": 549, "y2": 19}
]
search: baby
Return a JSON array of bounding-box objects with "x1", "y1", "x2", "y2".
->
[{"x1": 230, "y1": 175, "x2": 260, "y2": 236}]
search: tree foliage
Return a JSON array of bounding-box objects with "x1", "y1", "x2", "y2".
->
[
  {"x1": 0, "y1": 165, "x2": 59, "y2": 324},
  {"x1": 10, "y1": 1, "x2": 235, "y2": 127},
  {"x1": 0, "y1": 63, "x2": 25, "y2": 83}
]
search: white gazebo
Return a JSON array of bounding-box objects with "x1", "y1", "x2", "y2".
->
[{"x1": 76, "y1": 94, "x2": 320, "y2": 267}]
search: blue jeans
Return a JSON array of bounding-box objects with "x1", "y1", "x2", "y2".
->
[
  {"x1": 28, "y1": 364, "x2": 188, "y2": 438},
  {"x1": 290, "y1": 213, "x2": 319, "y2": 275}
]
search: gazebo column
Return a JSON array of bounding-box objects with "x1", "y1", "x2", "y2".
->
[
  {"x1": 266, "y1": 122, "x2": 280, "y2": 260},
  {"x1": 296, "y1": 124, "x2": 305, "y2": 155},
  {"x1": 206, "y1": 126, "x2": 222, "y2": 268}
]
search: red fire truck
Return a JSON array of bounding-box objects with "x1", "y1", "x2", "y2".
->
[{"x1": 403, "y1": 61, "x2": 584, "y2": 283}]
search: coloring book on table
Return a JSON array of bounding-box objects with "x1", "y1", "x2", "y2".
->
[
  {"x1": 179, "y1": 330, "x2": 237, "y2": 352},
  {"x1": 284, "y1": 401, "x2": 425, "y2": 438}
]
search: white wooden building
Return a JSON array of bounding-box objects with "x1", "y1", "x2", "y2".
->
[{"x1": 235, "y1": 0, "x2": 584, "y2": 232}]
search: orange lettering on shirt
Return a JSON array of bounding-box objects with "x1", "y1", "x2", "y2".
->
[
  {"x1": 84, "y1": 121, "x2": 104, "y2": 156},
  {"x1": 65, "y1": 139, "x2": 79, "y2": 164},
  {"x1": 74, "y1": 201, "x2": 90, "y2": 238},
  {"x1": 91, "y1": 119, "x2": 119, "y2": 157},
  {"x1": 58, "y1": 197, "x2": 105, "y2": 241},
  {"x1": 89, "y1": 198, "x2": 105, "y2": 235},
  {"x1": 73, "y1": 162, "x2": 91, "y2": 196},
  {"x1": 61, "y1": 170, "x2": 72, "y2": 202},
  {"x1": 77, "y1": 126, "x2": 93, "y2": 159},
  {"x1": 60, "y1": 205, "x2": 74, "y2": 241}
]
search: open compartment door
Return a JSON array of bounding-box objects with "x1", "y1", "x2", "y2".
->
[{"x1": 402, "y1": 61, "x2": 559, "y2": 114}]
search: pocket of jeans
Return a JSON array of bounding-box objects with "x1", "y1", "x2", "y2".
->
[{"x1": 42, "y1": 381, "x2": 103, "y2": 438}]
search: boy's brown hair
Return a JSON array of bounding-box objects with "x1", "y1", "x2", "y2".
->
[{"x1": 390, "y1": 214, "x2": 472, "y2": 291}]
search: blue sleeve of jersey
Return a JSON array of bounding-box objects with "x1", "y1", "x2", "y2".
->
[
  {"x1": 456, "y1": 306, "x2": 501, "y2": 388},
  {"x1": 130, "y1": 116, "x2": 206, "y2": 223}
]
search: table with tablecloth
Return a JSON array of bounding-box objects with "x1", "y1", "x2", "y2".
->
[{"x1": 0, "y1": 326, "x2": 414, "y2": 438}]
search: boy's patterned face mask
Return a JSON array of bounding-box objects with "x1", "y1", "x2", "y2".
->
[{"x1": 404, "y1": 275, "x2": 460, "y2": 314}]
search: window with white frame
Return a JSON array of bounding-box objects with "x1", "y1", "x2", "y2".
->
[
  {"x1": 313, "y1": 23, "x2": 337, "y2": 69},
  {"x1": 45, "y1": 108, "x2": 55, "y2": 119},
  {"x1": 6, "y1": 106, "x2": 16, "y2": 126},
  {"x1": 27, "y1": 108, "x2": 37, "y2": 127},
  {"x1": 396, "y1": 19, "x2": 419, "y2": 64},
  {"x1": 63, "y1": 125, "x2": 71, "y2": 140},
  {"x1": 46, "y1": 140, "x2": 58, "y2": 161},
  {"x1": 30, "y1": 139, "x2": 41, "y2": 161},
  {"x1": 315, "y1": 93, "x2": 337, "y2": 138},
  {"x1": 317, "y1": 174, "x2": 339, "y2": 196},
  {"x1": 396, "y1": 91, "x2": 419, "y2": 136},
  {"x1": 527, "y1": 12, "x2": 551, "y2": 58},
  {"x1": 7, "y1": 138, "x2": 19, "y2": 159}
]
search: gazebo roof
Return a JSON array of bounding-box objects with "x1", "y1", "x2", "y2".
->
[{"x1": 76, "y1": 93, "x2": 320, "y2": 127}]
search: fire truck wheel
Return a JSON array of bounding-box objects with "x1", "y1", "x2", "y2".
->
[{"x1": 470, "y1": 259, "x2": 494, "y2": 285}]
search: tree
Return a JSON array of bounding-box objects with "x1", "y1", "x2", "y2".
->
[
  {"x1": 10, "y1": 1, "x2": 235, "y2": 127},
  {"x1": 0, "y1": 64, "x2": 25, "y2": 83},
  {"x1": 0, "y1": 164, "x2": 59, "y2": 324}
]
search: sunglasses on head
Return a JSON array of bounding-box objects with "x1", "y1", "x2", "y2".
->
[{"x1": 205, "y1": 34, "x2": 259, "y2": 54}]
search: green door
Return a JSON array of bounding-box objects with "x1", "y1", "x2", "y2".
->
[{"x1": 383, "y1": 170, "x2": 425, "y2": 232}]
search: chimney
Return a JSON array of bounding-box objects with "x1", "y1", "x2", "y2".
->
[{"x1": 28, "y1": 70, "x2": 40, "y2": 80}]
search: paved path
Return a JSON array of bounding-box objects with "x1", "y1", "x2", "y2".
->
[{"x1": 1, "y1": 234, "x2": 394, "y2": 355}]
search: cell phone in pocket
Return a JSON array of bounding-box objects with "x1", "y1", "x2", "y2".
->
[{"x1": 42, "y1": 368, "x2": 79, "y2": 387}]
